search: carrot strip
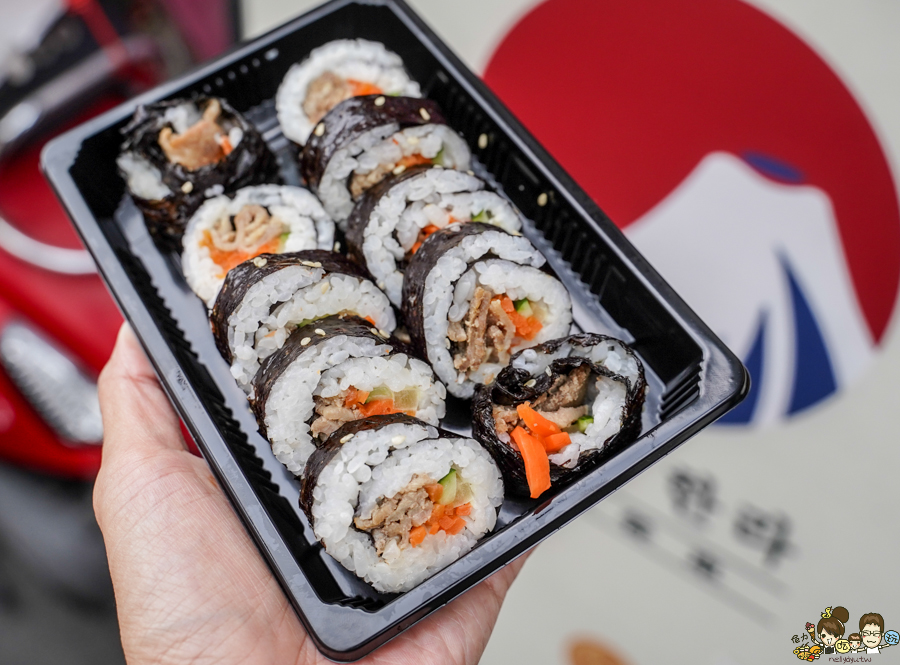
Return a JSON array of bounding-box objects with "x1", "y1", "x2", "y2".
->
[
  {"x1": 217, "y1": 134, "x2": 233, "y2": 155},
  {"x1": 364, "y1": 316, "x2": 376, "y2": 326},
  {"x1": 424, "y1": 484, "x2": 443, "y2": 502},
  {"x1": 543, "y1": 431, "x2": 571, "y2": 453},
  {"x1": 200, "y1": 230, "x2": 280, "y2": 278},
  {"x1": 410, "y1": 223, "x2": 441, "y2": 255},
  {"x1": 516, "y1": 403, "x2": 561, "y2": 437},
  {"x1": 454, "y1": 503, "x2": 472, "y2": 516},
  {"x1": 347, "y1": 79, "x2": 382, "y2": 96},
  {"x1": 511, "y1": 426, "x2": 551, "y2": 499},
  {"x1": 498, "y1": 295, "x2": 543, "y2": 341},
  {"x1": 358, "y1": 398, "x2": 398, "y2": 417},
  {"x1": 445, "y1": 517, "x2": 467, "y2": 536},
  {"x1": 397, "y1": 153, "x2": 432, "y2": 169},
  {"x1": 409, "y1": 525, "x2": 427, "y2": 547}
]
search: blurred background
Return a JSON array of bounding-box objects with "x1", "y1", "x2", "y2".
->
[{"x1": 0, "y1": 1, "x2": 897, "y2": 663}]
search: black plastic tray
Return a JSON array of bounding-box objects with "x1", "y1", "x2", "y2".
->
[{"x1": 42, "y1": 0, "x2": 748, "y2": 659}]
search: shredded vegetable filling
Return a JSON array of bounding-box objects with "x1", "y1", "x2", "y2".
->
[{"x1": 353, "y1": 470, "x2": 472, "y2": 555}]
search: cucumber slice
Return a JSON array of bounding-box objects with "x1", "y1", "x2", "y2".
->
[
  {"x1": 514, "y1": 298, "x2": 534, "y2": 317},
  {"x1": 438, "y1": 469, "x2": 457, "y2": 505},
  {"x1": 433, "y1": 147, "x2": 445, "y2": 166},
  {"x1": 471, "y1": 209, "x2": 487, "y2": 222},
  {"x1": 577, "y1": 416, "x2": 594, "y2": 433},
  {"x1": 364, "y1": 386, "x2": 393, "y2": 403}
]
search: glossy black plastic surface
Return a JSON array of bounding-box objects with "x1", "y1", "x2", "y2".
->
[{"x1": 42, "y1": 0, "x2": 748, "y2": 659}]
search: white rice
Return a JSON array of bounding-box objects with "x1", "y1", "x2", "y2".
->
[
  {"x1": 420, "y1": 230, "x2": 572, "y2": 398},
  {"x1": 276, "y1": 39, "x2": 421, "y2": 144},
  {"x1": 225, "y1": 267, "x2": 397, "y2": 392},
  {"x1": 182, "y1": 185, "x2": 335, "y2": 307},
  {"x1": 318, "y1": 124, "x2": 471, "y2": 226},
  {"x1": 310, "y1": 421, "x2": 503, "y2": 593},
  {"x1": 359, "y1": 168, "x2": 522, "y2": 305},
  {"x1": 117, "y1": 151, "x2": 171, "y2": 200},
  {"x1": 511, "y1": 340, "x2": 640, "y2": 468}
]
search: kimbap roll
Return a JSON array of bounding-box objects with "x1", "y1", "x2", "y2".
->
[
  {"x1": 117, "y1": 97, "x2": 278, "y2": 251},
  {"x1": 472, "y1": 334, "x2": 646, "y2": 498},
  {"x1": 300, "y1": 96, "x2": 471, "y2": 227},
  {"x1": 346, "y1": 165, "x2": 522, "y2": 306},
  {"x1": 210, "y1": 250, "x2": 396, "y2": 391},
  {"x1": 402, "y1": 223, "x2": 572, "y2": 398},
  {"x1": 300, "y1": 414, "x2": 503, "y2": 593},
  {"x1": 276, "y1": 39, "x2": 421, "y2": 145},
  {"x1": 182, "y1": 184, "x2": 335, "y2": 307},
  {"x1": 252, "y1": 317, "x2": 446, "y2": 477}
]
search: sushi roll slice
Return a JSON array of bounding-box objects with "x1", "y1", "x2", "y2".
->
[
  {"x1": 472, "y1": 334, "x2": 646, "y2": 498},
  {"x1": 402, "y1": 223, "x2": 572, "y2": 398},
  {"x1": 300, "y1": 96, "x2": 470, "y2": 227},
  {"x1": 252, "y1": 317, "x2": 446, "y2": 477},
  {"x1": 182, "y1": 185, "x2": 335, "y2": 307},
  {"x1": 117, "y1": 97, "x2": 279, "y2": 251},
  {"x1": 300, "y1": 414, "x2": 503, "y2": 593},
  {"x1": 210, "y1": 250, "x2": 396, "y2": 392},
  {"x1": 346, "y1": 165, "x2": 522, "y2": 306},
  {"x1": 276, "y1": 39, "x2": 421, "y2": 145}
]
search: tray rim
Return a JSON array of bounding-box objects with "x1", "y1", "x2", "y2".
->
[{"x1": 41, "y1": 0, "x2": 750, "y2": 659}]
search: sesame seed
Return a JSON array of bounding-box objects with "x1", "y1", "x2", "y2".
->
[
  {"x1": 252, "y1": 257, "x2": 267, "y2": 267},
  {"x1": 314, "y1": 122, "x2": 325, "y2": 137},
  {"x1": 320, "y1": 282, "x2": 330, "y2": 293},
  {"x1": 300, "y1": 260, "x2": 322, "y2": 268},
  {"x1": 537, "y1": 192, "x2": 548, "y2": 207},
  {"x1": 315, "y1": 328, "x2": 326, "y2": 336},
  {"x1": 391, "y1": 435, "x2": 406, "y2": 444},
  {"x1": 392, "y1": 164, "x2": 406, "y2": 175},
  {"x1": 333, "y1": 241, "x2": 341, "y2": 252},
  {"x1": 370, "y1": 328, "x2": 380, "y2": 336},
  {"x1": 374, "y1": 96, "x2": 386, "y2": 106},
  {"x1": 524, "y1": 379, "x2": 536, "y2": 387},
  {"x1": 300, "y1": 337, "x2": 311, "y2": 346},
  {"x1": 419, "y1": 107, "x2": 431, "y2": 121},
  {"x1": 478, "y1": 133, "x2": 488, "y2": 149},
  {"x1": 545, "y1": 367, "x2": 552, "y2": 376},
  {"x1": 340, "y1": 433, "x2": 354, "y2": 444},
  {"x1": 377, "y1": 281, "x2": 386, "y2": 289},
  {"x1": 407, "y1": 136, "x2": 419, "y2": 145},
  {"x1": 181, "y1": 181, "x2": 193, "y2": 193},
  {"x1": 378, "y1": 329, "x2": 389, "y2": 338},
  {"x1": 444, "y1": 338, "x2": 451, "y2": 349},
  {"x1": 466, "y1": 170, "x2": 474, "y2": 176}
]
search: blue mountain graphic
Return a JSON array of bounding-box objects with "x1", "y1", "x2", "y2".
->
[
  {"x1": 784, "y1": 257, "x2": 836, "y2": 414},
  {"x1": 716, "y1": 257, "x2": 836, "y2": 424}
]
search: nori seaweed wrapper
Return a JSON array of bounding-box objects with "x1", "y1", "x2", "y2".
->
[
  {"x1": 400, "y1": 222, "x2": 514, "y2": 363},
  {"x1": 210, "y1": 250, "x2": 373, "y2": 363},
  {"x1": 119, "y1": 96, "x2": 280, "y2": 251},
  {"x1": 471, "y1": 334, "x2": 646, "y2": 496},
  {"x1": 250, "y1": 315, "x2": 390, "y2": 441},
  {"x1": 300, "y1": 96, "x2": 447, "y2": 192},
  {"x1": 344, "y1": 163, "x2": 434, "y2": 269},
  {"x1": 299, "y1": 413, "x2": 458, "y2": 524}
]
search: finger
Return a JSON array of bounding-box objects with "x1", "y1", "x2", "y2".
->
[{"x1": 97, "y1": 323, "x2": 187, "y2": 465}]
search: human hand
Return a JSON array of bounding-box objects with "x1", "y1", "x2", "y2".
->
[{"x1": 94, "y1": 324, "x2": 527, "y2": 665}]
